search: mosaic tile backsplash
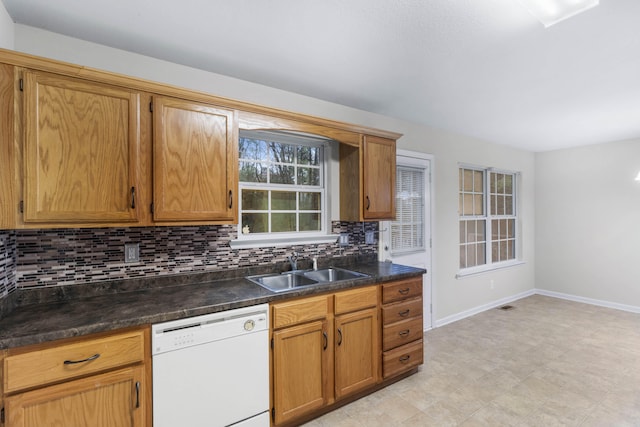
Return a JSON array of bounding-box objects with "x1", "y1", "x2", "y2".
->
[
  {"x1": 1, "y1": 221, "x2": 378, "y2": 291},
  {"x1": 0, "y1": 230, "x2": 17, "y2": 297}
]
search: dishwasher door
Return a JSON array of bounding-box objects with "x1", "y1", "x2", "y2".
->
[{"x1": 152, "y1": 304, "x2": 269, "y2": 427}]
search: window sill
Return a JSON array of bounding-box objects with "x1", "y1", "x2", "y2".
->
[
  {"x1": 229, "y1": 234, "x2": 340, "y2": 249},
  {"x1": 456, "y1": 260, "x2": 525, "y2": 279}
]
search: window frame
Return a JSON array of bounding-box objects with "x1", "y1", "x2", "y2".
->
[
  {"x1": 232, "y1": 130, "x2": 335, "y2": 247},
  {"x1": 457, "y1": 164, "x2": 522, "y2": 277}
]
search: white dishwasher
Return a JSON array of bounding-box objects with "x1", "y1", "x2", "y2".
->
[{"x1": 152, "y1": 304, "x2": 270, "y2": 427}]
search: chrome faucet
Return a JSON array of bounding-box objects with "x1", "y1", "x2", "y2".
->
[{"x1": 288, "y1": 252, "x2": 298, "y2": 271}]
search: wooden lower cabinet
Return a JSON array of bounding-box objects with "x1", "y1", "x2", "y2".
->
[
  {"x1": 334, "y1": 307, "x2": 378, "y2": 399},
  {"x1": 1, "y1": 327, "x2": 150, "y2": 427},
  {"x1": 270, "y1": 286, "x2": 379, "y2": 426},
  {"x1": 272, "y1": 319, "x2": 330, "y2": 425},
  {"x1": 5, "y1": 365, "x2": 145, "y2": 427},
  {"x1": 381, "y1": 277, "x2": 424, "y2": 379}
]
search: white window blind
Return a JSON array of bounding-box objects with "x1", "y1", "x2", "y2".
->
[{"x1": 391, "y1": 166, "x2": 425, "y2": 254}]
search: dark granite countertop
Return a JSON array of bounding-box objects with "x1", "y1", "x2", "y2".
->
[{"x1": 0, "y1": 260, "x2": 425, "y2": 349}]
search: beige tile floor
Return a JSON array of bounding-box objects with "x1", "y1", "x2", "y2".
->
[{"x1": 303, "y1": 295, "x2": 640, "y2": 426}]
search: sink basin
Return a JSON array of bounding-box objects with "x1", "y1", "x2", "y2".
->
[
  {"x1": 303, "y1": 268, "x2": 369, "y2": 283},
  {"x1": 247, "y1": 272, "x2": 318, "y2": 292}
]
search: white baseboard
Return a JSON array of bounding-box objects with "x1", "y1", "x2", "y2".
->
[
  {"x1": 535, "y1": 289, "x2": 640, "y2": 314},
  {"x1": 433, "y1": 289, "x2": 536, "y2": 328},
  {"x1": 432, "y1": 288, "x2": 640, "y2": 329}
]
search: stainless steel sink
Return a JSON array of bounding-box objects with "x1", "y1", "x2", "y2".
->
[
  {"x1": 247, "y1": 267, "x2": 369, "y2": 292},
  {"x1": 303, "y1": 267, "x2": 369, "y2": 282},
  {"x1": 247, "y1": 272, "x2": 318, "y2": 292}
]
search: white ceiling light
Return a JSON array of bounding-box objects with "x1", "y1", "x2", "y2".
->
[{"x1": 518, "y1": 0, "x2": 599, "y2": 27}]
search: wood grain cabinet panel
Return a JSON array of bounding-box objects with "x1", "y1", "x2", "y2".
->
[
  {"x1": 22, "y1": 70, "x2": 141, "y2": 224},
  {"x1": 340, "y1": 135, "x2": 396, "y2": 221},
  {"x1": 2, "y1": 327, "x2": 149, "y2": 427},
  {"x1": 380, "y1": 278, "x2": 424, "y2": 379},
  {"x1": 152, "y1": 96, "x2": 237, "y2": 223},
  {"x1": 270, "y1": 286, "x2": 380, "y2": 426},
  {"x1": 3, "y1": 329, "x2": 145, "y2": 394},
  {"x1": 334, "y1": 306, "x2": 379, "y2": 399},
  {"x1": 5, "y1": 366, "x2": 145, "y2": 427},
  {"x1": 362, "y1": 135, "x2": 395, "y2": 220},
  {"x1": 272, "y1": 319, "x2": 329, "y2": 426}
]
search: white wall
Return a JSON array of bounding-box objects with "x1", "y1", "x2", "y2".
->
[
  {"x1": 536, "y1": 139, "x2": 640, "y2": 308},
  {"x1": 12, "y1": 25, "x2": 536, "y2": 322},
  {"x1": 0, "y1": 0, "x2": 14, "y2": 49}
]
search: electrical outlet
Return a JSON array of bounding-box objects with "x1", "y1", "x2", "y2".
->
[
  {"x1": 125, "y1": 243, "x2": 140, "y2": 263},
  {"x1": 338, "y1": 233, "x2": 349, "y2": 246},
  {"x1": 365, "y1": 231, "x2": 375, "y2": 244}
]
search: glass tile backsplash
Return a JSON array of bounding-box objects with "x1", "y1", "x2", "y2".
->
[{"x1": 0, "y1": 222, "x2": 377, "y2": 292}]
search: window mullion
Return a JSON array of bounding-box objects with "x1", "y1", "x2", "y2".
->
[{"x1": 485, "y1": 170, "x2": 492, "y2": 265}]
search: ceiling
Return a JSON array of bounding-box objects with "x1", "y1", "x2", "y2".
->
[{"x1": 3, "y1": 0, "x2": 640, "y2": 152}]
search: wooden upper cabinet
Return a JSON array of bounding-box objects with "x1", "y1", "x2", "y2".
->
[
  {"x1": 152, "y1": 96, "x2": 237, "y2": 223},
  {"x1": 22, "y1": 71, "x2": 141, "y2": 224},
  {"x1": 0, "y1": 63, "x2": 16, "y2": 229},
  {"x1": 362, "y1": 135, "x2": 396, "y2": 220},
  {"x1": 340, "y1": 135, "x2": 396, "y2": 221}
]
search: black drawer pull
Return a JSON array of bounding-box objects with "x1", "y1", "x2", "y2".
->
[
  {"x1": 398, "y1": 329, "x2": 410, "y2": 337},
  {"x1": 398, "y1": 309, "x2": 410, "y2": 317},
  {"x1": 64, "y1": 353, "x2": 100, "y2": 365},
  {"x1": 398, "y1": 288, "x2": 410, "y2": 295},
  {"x1": 323, "y1": 332, "x2": 328, "y2": 350},
  {"x1": 399, "y1": 355, "x2": 411, "y2": 363}
]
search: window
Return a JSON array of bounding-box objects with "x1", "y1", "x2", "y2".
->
[
  {"x1": 238, "y1": 130, "x2": 327, "y2": 239},
  {"x1": 459, "y1": 166, "x2": 518, "y2": 272},
  {"x1": 391, "y1": 165, "x2": 425, "y2": 254}
]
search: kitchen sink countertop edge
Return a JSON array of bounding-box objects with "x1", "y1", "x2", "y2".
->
[{"x1": 0, "y1": 261, "x2": 425, "y2": 349}]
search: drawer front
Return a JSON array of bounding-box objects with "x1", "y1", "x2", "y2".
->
[
  {"x1": 381, "y1": 278, "x2": 422, "y2": 304},
  {"x1": 4, "y1": 329, "x2": 145, "y2": 393},
  {"x1": 272, "y1": 294, "x2": 330, "y2": 329},
  {"x1": 334, "y1": 286, "x2": 377, "y2": 315},
  {"x1": 381, "y1": 297, "x2": 423, "y2": 325},
  {"x1": 382, "y1": 317, "x2": 423, "y2": 352},
  {"x1": 382, "y1": 339, "x2": 423, "y2": 379}
]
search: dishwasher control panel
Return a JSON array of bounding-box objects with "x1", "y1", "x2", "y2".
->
[{"x1": 151, "y1": 304, "x2": 269, "y2": 355}]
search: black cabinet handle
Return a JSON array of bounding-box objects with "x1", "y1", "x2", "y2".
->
[
  {"x1": 63, "y1": 353, "x2": 100, "y2": 365},
  {"x1": 323, "y1": 332, "x2": 328, "y2": 350},
  {"x1": 130, "y1": 186, "x2": 136, "y2": 209},
  {"x1": 398, "y1": 309, "x2": 410, "y2": 317},
  {"x1": 366, "y1": 196, "x2": 370, "y2": 210},
  {"x1": 398, "y1": 288, "x2": 410, "y2": 295},
  {"x1": 135, "y1": 381, "x2": 140, "y2": 408},
  {"x1": 229, "y1": 190, "x2": 233, "y2": 209},
  {"x1": 399, "y1": 329, "x2": 410, "y2": 337},
  {"x1": 399, "y1": 355, "x2": 411, "y2": 363},
  {"x1": 337, "y1": 328, "x2": 343, "y2": 346}
]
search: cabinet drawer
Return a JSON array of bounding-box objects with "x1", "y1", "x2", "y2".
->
[
  {"x1": 381, "y1": 278, "x2": 422, "y2": 304},
  {"x1": 334, "y1": 286, "x2": 377, "y2": 315},
  {"x1": 382, "y1": 339, "x2": 423, "y2": 379},
  {"x1": 382, "y1": 317, "x2": 423, "y2": 352},
  {"x1": 272, "y1": 295, "x2": 330, "y2": 329},
  {"x1": 4, "y1": 329, "x2": 145, "y2": 394},
  {"x1": 381, "y1": 297, "x2": 423, "y2": 325}
]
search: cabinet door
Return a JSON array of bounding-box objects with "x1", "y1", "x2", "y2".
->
[
  {"x1": 152, "y1": 96, "x2": 237, "y2": 222},
  {"x1": 362, "y1": 135, "x2": 395, "y2": 220},
  {"x1": 23, "y1": 71, "x2": 140, "y2": 223},
  {"x1": 334, "y1": 307, "x2": 379, "y2": 399},
  {"x1": 272, "y1": 319, "x2": 329, "y2": 425},
  {"x1": 5, "y1": 365, "x2": 145, "y2": 427}
]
